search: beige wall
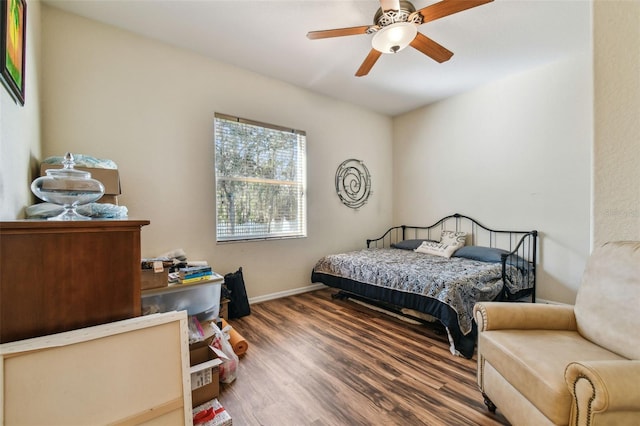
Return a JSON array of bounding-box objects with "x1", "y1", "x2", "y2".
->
[
  {"x1": 40, "y1": 6, "x2": 393, "y2": 300},
  {"x1": 393, "y1": 53, "x2": 593, "y2": 304},
  {"x1": 0, "y1": 0, "x2": 41, "y2": 219},
  {"x1": 593, "y1": 0, "x2": 640, "y2": 245},
  {"x1": 4, "y1": 1, "x2": 638, "y2": 304}
]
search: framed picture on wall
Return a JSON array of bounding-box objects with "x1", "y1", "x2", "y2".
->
[{"x1": 1, "y1": 0, "x2": 26, "y2": 106}]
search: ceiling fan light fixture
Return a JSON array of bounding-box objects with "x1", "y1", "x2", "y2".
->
[{"x1": 371, "y1": 22, "x2": 417, "y2": 54}]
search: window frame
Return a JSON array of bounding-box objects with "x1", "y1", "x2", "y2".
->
[{"x1": 214, "y1": 113, "x2": 307, "y2": 243}]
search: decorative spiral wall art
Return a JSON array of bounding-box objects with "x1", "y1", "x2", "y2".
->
[{"x1": 335, "y1": 159, "x2": 372, "y2": 209}]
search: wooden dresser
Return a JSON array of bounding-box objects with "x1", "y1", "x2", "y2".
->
[{"x1": 0, "y1": 219, "x2": 149, "y2": 343}]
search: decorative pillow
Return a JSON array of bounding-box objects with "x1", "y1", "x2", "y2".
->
[
  {"x1": 453, "y1": 246, "x2": 509, "y2": 263},
  {"x1": 453, "y1": 246, "x2": 530, "y2": 271},
  {"x1": 414, "y1": 240, "x2": 463, "y2": 258},
  {"x1": 440, "y1": 230, "x2": 467, "y2": 246},
  {"x1": 391, "y1": 239, "x2": 438, "y2": 251}
]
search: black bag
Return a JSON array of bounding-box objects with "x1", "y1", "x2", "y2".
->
[{"x1": 224, "y1": 267, "x2": 251, "y2": 319}]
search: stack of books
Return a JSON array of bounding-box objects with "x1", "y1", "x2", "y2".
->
[{"x1": 179, "y1": 266, "x2": 213, "y2": 284}]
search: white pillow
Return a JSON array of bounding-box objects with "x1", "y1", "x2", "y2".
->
[
  {"x1": 414, "y1": 240, "x2": 462, "y2": 258},
  {"x1": 440, "y1": 230, "x2": 467, "y2": 246},
  {"x1": 414, "y1": 230, "x2": 466, "y2": 258}
]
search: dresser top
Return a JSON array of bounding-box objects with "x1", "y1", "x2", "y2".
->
[{"x1": 0, "y1": 219, "x2": 150, "y2": 232}]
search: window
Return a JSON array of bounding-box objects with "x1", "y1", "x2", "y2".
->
[{"x1": 214, "y1": 113, "x2": 307, "y2": 242}]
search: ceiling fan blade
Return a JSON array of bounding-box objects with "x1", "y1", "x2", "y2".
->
[
  {"x1": 307, "y1": 26, "x2": 371, "y2": 40},
  {"x1": 355, "y1": 49, "x2": 383, "y2": 77},
  {"x1": 410, "y1": 32, "x2": 453, "y2": 63},
  {"x1": 379, "y1": 0, "x2": 400, "y2": 11},
  {"x1": 415, "y1": 0, "x2": 493, "y2": 24}
]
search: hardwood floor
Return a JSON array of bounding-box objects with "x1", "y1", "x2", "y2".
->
[{"x1": 217, "y1": 288, "x2": 508, "y2": 425}]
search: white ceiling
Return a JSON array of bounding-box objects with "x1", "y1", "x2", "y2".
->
[{"x1": 43, "y1": 0, "x2": 592, "y2": 116}]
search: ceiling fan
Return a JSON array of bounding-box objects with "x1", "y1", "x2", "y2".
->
[{"x1": 307, "y1": 0, "x2": 493, "y2": 77}]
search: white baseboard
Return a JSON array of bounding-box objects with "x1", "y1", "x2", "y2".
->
[
  {"x1": 247, "y1": 287, "x2": 570, "y2": 308},
  {"x1": 537, "y1": 298, "x2": 570, "y2": 305},
  {"x1": 248, "y1": 283, "x2": 327, "y2": 305}
]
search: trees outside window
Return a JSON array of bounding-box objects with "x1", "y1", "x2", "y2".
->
[{"x1": 214, "y1": 114, "x2": 307, "y2": 242}]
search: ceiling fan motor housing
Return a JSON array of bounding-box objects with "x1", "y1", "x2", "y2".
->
[{"x1": 373, "y1": 1, "x2": 422, "y2": 27}]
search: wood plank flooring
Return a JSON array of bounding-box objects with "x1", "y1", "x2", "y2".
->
[{"x1": 217, "y1": 288, "x2": 508, "y2": 425}]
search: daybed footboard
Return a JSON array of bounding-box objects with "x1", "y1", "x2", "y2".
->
[{"x1": 500, "y1": 231, "x2": 537, "y2": 301}]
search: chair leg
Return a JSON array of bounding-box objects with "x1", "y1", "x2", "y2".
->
[{"x1": 482, "y1": 393, "x2": 497, "y2": 413}]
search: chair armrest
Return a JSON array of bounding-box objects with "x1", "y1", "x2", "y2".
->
[
  {"x1": 565, "y1": 360, "x2": 640, "y2": 425},
  {"x1": 474, "y1": 301, "x2": 577, "y2": 332}
]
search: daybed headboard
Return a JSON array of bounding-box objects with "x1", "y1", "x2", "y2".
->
[{"x1": 367, "y1": 213, "x2": 538, "y2": 299}]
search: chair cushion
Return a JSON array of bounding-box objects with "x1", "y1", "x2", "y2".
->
[
  {"x1": 479, "y1": 329, "x2": 625, "y2": 424},
  {"x1": 574, "y1": 241, "x2": 640, "y2": 360}
]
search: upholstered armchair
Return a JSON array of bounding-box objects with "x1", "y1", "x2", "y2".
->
[{"x1": 474, "y1": 241, "x2": 640, "y2": 426}]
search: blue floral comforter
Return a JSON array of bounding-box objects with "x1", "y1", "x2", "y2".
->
[{"x1": 313, "y1": 248, "x2": 533, "y2": 335}]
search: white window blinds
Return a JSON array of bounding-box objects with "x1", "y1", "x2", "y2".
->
[{"x1": 214, "y1": 113, "x2": 307, "y2": 242}]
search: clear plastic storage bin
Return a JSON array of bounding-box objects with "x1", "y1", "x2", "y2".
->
[{"x1": 141, "y1": 279, "x2": 222, "y2": 319}]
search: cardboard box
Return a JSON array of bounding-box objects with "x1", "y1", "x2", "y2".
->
[
  {"x1": 191, "y1": 359, "x2": 221, "y2": 408},
  {"x1": 219, "y1": 299, "x2": 229, "y2": 321},
  {"x1": 189, "y1": 344, "x2": 221, "y2": 408},
  {"x1": 99, "y1": 195, "x2": 119, "y2": 205},
  {"x1": 141, "y1": 269, "x2": 168, "y2": 290},
  {"x1": 40, "y1": 164, "x2": 121, "y2": 195},
  {"x1": 189, "y1": 321, "x2": 218, "y2": 363},
  {"x1": 190, "y1": 341, "x2": 214, "y2": 365}
]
